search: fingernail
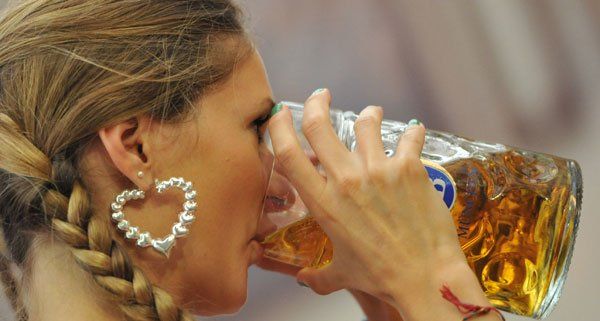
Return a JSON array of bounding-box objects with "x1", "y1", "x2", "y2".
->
[
  {"x1": 297, "y1": 281, "x2": 309, "y2": 287},
  {"x1": 270, "y1": 102, "x2": 284, "y2": 117},
  {"x1": 407, "y1": 118, "x2": 422, "y2": 128},
  {"x1": 310, "y1": 88, "x2": 327, "y2": 97}
]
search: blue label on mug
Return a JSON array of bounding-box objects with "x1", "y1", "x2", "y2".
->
[{"x1": 423, "y1": 162, "x2": 456, "y2": 210}]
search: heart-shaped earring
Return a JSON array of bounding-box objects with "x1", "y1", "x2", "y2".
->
[{"x1": 110, "y1": 176, "x2": 198, "y2": 258}]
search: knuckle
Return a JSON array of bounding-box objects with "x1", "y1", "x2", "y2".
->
[
  {"x1": 355, "y1": 106, "x2": 382, "y2": 128},
  {"x1": 336, "y1": 174, "x2": 363, "y2": 196},
  {"x1": 397, "y1": 156, "x2": 426, "y2": 178},
  {"x1": 274, "y1": 144, "x2": 297, "y2": 169},
  {"x1": 353, "y1": 114, "x2": 377, "y2": 132},
  {"x1": 361, "y1": 105, "x2": 382, "y2": 116},
  {"x1": 404, "y1": 126, "x2": 425, "y2": 142},
  {"x1": 302, "y1": 112, "x2": 328, "y2": 138},
  {"x1": 366, "y1": 162, "x2": 388, "y2": 184},
  {"x1": 402, "y1": 128, "x2": 417, "y2": 139}
]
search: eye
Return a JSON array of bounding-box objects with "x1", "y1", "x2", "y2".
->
[{"x1": 253, "y1": 113, "x2": 271, "y2": 143}]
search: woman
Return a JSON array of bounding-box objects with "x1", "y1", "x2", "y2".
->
[{"x1": 0, "y1": 1, "x2": 501, "y2": 320}]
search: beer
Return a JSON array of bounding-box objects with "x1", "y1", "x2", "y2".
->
[{"x1": 260, "y1": 101, "x2": 582, "y2": 319}]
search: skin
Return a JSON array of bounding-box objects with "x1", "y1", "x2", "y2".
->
[
  {"x1": 265, "y1": 91, "x2": 498, "y2": 321},
  {"x1": 81, "y1": 48, "x2": 277, "y2": 316},
  {"x1": 29, "y1": 48, "x2": 497, "y2": 321}
]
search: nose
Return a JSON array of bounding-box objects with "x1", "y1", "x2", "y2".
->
[
  {"x1": 255, "y1": 164, "x2": 297, "y2": 241},
  {"x1": 259, "y1": 145, "x2": 294, "y2": 212},
  {"x1": 261, "y1": 147, "x2": 325, "y2": 214},
  {"x1": 264, "y1": 169, "x2": 296, "y2": 213},
  {"x1": 256, "y1": 148, "x2": 323, "y2": 241}
]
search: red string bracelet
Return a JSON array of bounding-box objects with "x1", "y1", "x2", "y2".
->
[{"x1": 440, "y1": 284, "x2": 506, "y2": 321}]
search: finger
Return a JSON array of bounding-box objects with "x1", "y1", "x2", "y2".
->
[
  {"x1": 304, "y1": 149, "x2": 328, "y2": 179},
  {"x1": 395, "y1": 119, "x2": 426, "y2": 159},
  {"x1": 268, "y1": 106, "x2": 326, "y2": 209},
  {"x1": 304, "y1": 150, "x2": 321, "y2": 167},
  {"x1": 274, "y1": 149, "x2": 320, "y2": 174},
  {"x1": 278, "y1": 149, "x2": 327, "y2": 185},
  {"x1": 302, "y1": 89, "x2": 352, "y2": 177},
  {"x1": 354, "y1": 106, "x2": 385, "y2": 163},
  {"x1": 296, "y1": 264, "x2": 345, "y2": 295}
]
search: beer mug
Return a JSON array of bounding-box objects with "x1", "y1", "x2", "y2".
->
[{"x1": 260, "y1": 101, "x2": 583, "y2": 319}]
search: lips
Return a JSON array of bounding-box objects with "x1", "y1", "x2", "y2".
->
[{"x1": 248, "y1": 239, "x2": 264, "y2": 265}]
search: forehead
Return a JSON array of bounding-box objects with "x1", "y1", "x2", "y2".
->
[{"x1": 200, "y1": 49, "x2": 273, "y2": 116}]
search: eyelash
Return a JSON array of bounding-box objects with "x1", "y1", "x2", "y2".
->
[{"x1": 253, "y1": 113, "x2": 271, "y2": 143}]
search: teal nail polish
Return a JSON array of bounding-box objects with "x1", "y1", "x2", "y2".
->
[
  {"x1": 310, "y1": 88, "x2": 326, "y2": 97},
  {"x1": 270, "y1": 102, "x2": 284, "y2": 116},
  {"x1": 407, "y1": 118, "x2": 422, "y2": 128}
]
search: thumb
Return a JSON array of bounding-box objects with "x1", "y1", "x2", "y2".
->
[{"x1": 296, "y1": 264, "x2": 345, "y2": 295}]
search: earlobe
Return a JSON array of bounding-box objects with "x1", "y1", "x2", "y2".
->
[{"x1": 98, "y1": 117, "x2": 153, "y2": 190}]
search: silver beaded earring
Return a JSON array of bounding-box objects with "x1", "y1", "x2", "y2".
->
[{"x1": 110, "y1": 176, "x2": 197, "y2": 258}]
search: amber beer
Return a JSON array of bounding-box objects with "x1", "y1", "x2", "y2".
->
[{"x1": 260, "y1": 101, "x2": 582, "y2": 319}]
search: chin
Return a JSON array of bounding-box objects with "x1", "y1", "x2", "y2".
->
[
  {"x1": 191, "y1": 270, "x2": 249, "y2": 316},
  {"x1": 190, "y1": 290, "x2": 247, "y2": 316},
  {"x1": 220, "y1": 289, "x2": 248, "y2": 315}
]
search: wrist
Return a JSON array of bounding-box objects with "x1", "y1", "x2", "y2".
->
[
  {"x1": 349, "y1": 289, "x2": 404, "y2": 321},
  {"x1": 349, "y1": 289, "x2": 390, "y2": 321},
  {"x1": 387, "y1": 260, "x2": 493, "y2": 321}
]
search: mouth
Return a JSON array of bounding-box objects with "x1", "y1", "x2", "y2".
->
[
  {"x1": 249, "y1": 223, "x2": 277, "y2": 244},
  {"x1": 250, "y1": 234, "x2": 266, "y2": 243},
  {"x1": 248, "y1": 239, "x2": 264, "y2": 265},
  {"x1": 247, "y1": 194, "x2": 290, "y2": 264},
  {"x1": 248, "y1": 212, "x2": 277, "y2": 244}
]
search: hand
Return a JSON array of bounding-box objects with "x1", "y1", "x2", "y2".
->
[
  {"x1": 267, "y1": 89, "x2": 486, "y2": 319},
  {"x1": 256, "y1": 257, "x2": 403, "y2": 321}
]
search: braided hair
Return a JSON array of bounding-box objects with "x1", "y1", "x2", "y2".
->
[{"x1": 0, "y1": 1, "x2": 252, "y2": 320}]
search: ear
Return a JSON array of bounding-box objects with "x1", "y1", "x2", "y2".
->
[{"x1": 98, "y1": 116, "x2": 154, "y2": 191}]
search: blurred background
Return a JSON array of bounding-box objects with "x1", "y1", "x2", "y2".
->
[
  {"x1": 1, "y1": 0, "x2": 598, "y2": 321},
  {"x1": 206, "y1": 1, "x2": 600, "y2": 321}
]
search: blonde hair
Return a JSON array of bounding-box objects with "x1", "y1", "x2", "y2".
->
[{"x1": 0, "y1": 0, "x2": 253, "y2": 320}]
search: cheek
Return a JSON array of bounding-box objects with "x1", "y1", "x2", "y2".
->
[
  {"x1": 188, "y1": 148, "x2": 267, "y2": 309},
  {"x1": 218, "y1": 147, "x2": 270, "y2": 209},
  {"x1": 176, "y1": 124, "x2": 271, "y2": 311}
]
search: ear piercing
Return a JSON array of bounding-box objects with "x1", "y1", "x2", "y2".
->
[{"x1": 110, "y1": 176, "x2": 198, "y2": 258}]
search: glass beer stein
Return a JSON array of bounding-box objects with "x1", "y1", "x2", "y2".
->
[{"x1": 260, "y1": 101, "x2": 583, "y2": 319}]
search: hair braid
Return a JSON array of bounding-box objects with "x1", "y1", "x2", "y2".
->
[
  {"x1": 59, "y1": 170, "x2": 194, "y2": 320},
  {"x1": 48, "y1": 173, "x2": 195, "y2": 320},
  {"x1": 0, "y1": 0, "x2": 250, "y2": 319},
  {"x1": 1, "y1": 113, "x2": 195, "y2": 320},
  {"x1": 0, "y1": 252, "x2": 27, "y2": 321}
]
